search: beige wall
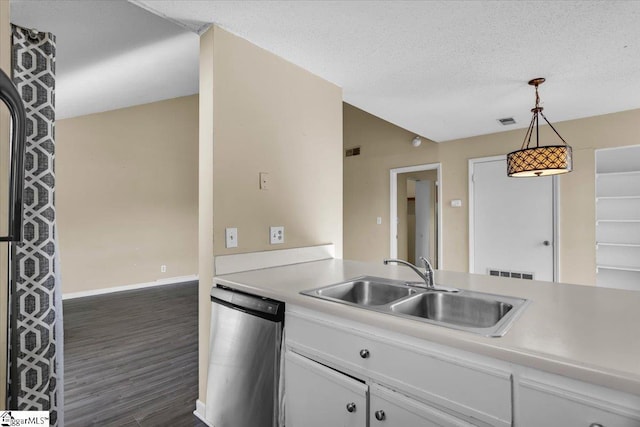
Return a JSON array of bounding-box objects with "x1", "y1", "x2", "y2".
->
[
  {"x1": 0, "y1": 0, "x2": 9, "y2": 409},
  {"x1": 344, "y1": 103, "x2": 640, "y2": 286},
  {"x1": 344, "y1": 103, "x2": 442, "y2": 263},
  {"x1": 198, "y1": 26, "x2": 343, "y2": 401},
  {"x1": 56, "y1": 95, "x2": 199, "y2": 294}
]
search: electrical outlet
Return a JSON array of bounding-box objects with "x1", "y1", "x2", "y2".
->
[
  {"x1": 160, "y1": 265, "x2": 167, "y2": 273},
  {"x1": 270, "y1": 226, "x2": 284, "y2": 244},
  {"x1": 226, "y1": 227, "x2": 238, "y2": 248}
]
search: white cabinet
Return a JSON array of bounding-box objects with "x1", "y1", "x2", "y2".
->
[
  {"x1": 596, "y1": 145, "x2": 640, "y2": 290},
  {"x1": 284, "y1": 306, "x2": 640, "y2": 427},
  {"x1": 285, "y1": 350, "x2": 475, "y2": 427},
  {"x1": 285, "y1": 307, "x2": 511, "y2": 426},
  {"x1": 370, "y1": 383, "x2": 475, "y2": 427},
  {"x1": 518, "y1": 372, "x2": 640, "y2": 427},
  {"x1": 284, "y1": 350, "x2": 367, "y2": 427}
]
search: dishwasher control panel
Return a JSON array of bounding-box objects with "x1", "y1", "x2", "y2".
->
[{"x1": 212, "y1": 285, "x2": 284, "y2": 321}]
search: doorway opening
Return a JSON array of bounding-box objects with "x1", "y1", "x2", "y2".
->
[{"x1": 390, "y1": 163, "x2": 442, "y2": 269}]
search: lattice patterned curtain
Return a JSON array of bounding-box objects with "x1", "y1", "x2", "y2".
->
[{"x1": 8, "y1": 25, "x2": 63, "y2": 426}]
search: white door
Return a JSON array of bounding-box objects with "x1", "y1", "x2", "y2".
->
[
  {"x1": 370, "y1": 383, "x2": 475, "y2": 427},
  {"x1": 471, "y1": 157, "x2": 555, "y2": 281},
  {"x1": 415, "y1": 180, "x2": 431, "y2": 262},
  {"x1": 284, "y1": 351, "x2": 367, "y2": 427}
]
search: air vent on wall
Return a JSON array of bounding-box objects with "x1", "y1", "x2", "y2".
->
[
  {"x1": 489, "y1": 268, "x2": 533, "y2": 280},
  {"x1": 345, "y1": 146, "x2": 361, "y2": 157},
  {"x1": 497, "y1": 117, "x2": 516, "y2": 126}
]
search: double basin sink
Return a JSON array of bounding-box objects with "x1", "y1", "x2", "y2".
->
[{"x1": 301, "y1": 276, "x2": 529, "y2": 337}]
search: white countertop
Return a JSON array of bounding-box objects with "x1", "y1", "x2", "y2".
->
[{"x1": 215, "y1": 259, "x2": 640, "y2": 396}]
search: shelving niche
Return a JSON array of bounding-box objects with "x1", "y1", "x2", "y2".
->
[{"x1": 596, "y1": 145, "x2": 640, "y2": 290}]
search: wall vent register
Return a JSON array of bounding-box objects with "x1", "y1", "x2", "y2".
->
[
  {"x1": 498, "y1": 117, "x2": 516, "y2": 126},
  {"x1": 345, "y1": 146, "x2": 361, "y2": 157},
  {"x1": 489, "y1": 269, "x2": 534, "y2": 280}
]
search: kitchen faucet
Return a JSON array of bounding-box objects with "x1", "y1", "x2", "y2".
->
[
  {"x1": 383, "y1": 257, "x2": 458, "y2": 292},
  {"x1": 383, "y1": 257, "x2": 434, "y2": 289}
]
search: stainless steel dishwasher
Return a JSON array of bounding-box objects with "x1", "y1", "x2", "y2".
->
[{"x1": 205, "y1": 285, "x2": 284, "y2": 427}]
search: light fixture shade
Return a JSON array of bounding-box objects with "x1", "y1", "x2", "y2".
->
[{"x1": 507, "y1": 145, "x2": 572, "y2": 177}]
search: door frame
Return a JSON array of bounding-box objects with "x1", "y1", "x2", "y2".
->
[
  {"x1": 468, "y1": 155, "x2": 559, "y2": 281},
  {"x1": 389, "y1": 163, "x2": 443, "y2": 269}
]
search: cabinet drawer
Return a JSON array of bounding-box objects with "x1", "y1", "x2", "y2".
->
[
  {"x1": 286, "y1": 310, "x2": 378, "y2": 375},
  {"x1": 286, "y1": 310, "x2": 512, "y2": 426},
  {"x1": 519, "y1": 378, "x2": 640, "y2": 427},
  {"x1": 370, "y1": 383, "x2": 476, "y2": 427}
]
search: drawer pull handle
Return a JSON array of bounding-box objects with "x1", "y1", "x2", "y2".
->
[
  {"x1": 359, "y1": 349, "x2": 370, "y2": 359},
  {"x1": 375, "y1": 410, "x2": 386, "y2": 421},
  {"x1": 589, "y1": 424, "x2": 603, "y2": 427},
  {"x1": 346, "y1": 402, "x2": 356, "y2": 413}
]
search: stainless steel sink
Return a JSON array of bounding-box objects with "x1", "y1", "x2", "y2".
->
[
  {"x1": 305, "y1": 276, "x2": 418, "y2": 306},
  {"x1": 301, "y1": 276, "x2": 529, "y2": 337},
  {"x1": 390, "y1": 292, "x2": 511, "y2": 328}
]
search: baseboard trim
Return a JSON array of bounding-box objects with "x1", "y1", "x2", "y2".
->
[
  {"x1": 194, "y1": 399, "x2": 211, "y2": 426},
  {"x1": 62, "y1": 274, "x2": 199, "y2": 300}
]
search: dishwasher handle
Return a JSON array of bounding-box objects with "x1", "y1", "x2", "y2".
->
[{"x1": 211, "y1": 285, "x2": 284, "y2": 322}]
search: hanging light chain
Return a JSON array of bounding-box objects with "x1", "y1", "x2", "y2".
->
[
  {"x1": 539, "y1": 111, "x2": 569, "y2": 145},
  {"x1": 520, "y1": 111, "x2": 537, "y2": 150},
  {"x1": 519, "y1": 79, "x2": 567, "y2": 149}
]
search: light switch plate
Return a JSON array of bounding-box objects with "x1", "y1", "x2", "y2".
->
[
  {"x1": 260, "y1": 172, "x2": 269, "y2": 190},
  {"x1": 451, "y1": 199, "x2": 462, "y2": 208},
  {"x1": 270, "y1": 226, "x2": 284, "y2": 244},
  {"x1": 225, "y1": 227, "x2": 238, "y2": 248}
]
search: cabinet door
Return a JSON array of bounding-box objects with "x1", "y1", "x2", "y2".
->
[
  {"x1": 285, "y1": 351, "x2": 367, "y2": 427},
  {"x1": 370, "y1": 383, "x2": 475, "y2": 427},
  {"x1": 519, "y1": 378, "x2": 640, "y2": 427},
  {"x1": 286, "y1": 309, "x2": 512, "y2": 426}
]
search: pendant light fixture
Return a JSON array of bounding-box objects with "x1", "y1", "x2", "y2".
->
[{"x1": 507, "y1": 78, "x2": 572, "y2": 177}]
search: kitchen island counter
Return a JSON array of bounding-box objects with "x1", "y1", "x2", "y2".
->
[{"x1": 215, "y1": 258, "x2": 640, "y2": 396}]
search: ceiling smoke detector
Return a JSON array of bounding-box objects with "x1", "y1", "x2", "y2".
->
[{"x1": 498, "y1": 117, "x2": 516, "y2": 126}]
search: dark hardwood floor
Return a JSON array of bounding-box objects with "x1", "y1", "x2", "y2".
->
[{"x1": 63, "y1": 282, "x2": 208, "y2": 427}]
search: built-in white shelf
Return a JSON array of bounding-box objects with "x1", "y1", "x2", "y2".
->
[
  {"x1": 595, "y1": 145, "x2": 640, "y2": 290},
  {"x1": 596, "y1": 222, "x2": 640, "y2": 247},
  {"x1": 596, "y1": 242, "x2": 640, "y2": 248},
  {"x1": 596, "y1": 195, "x2": 640, "y2": 201},
  {"x1": 596, "y1": 175, "x2": 640, "y2": 198},
  {"x1": 596, "y1": 268, "x2": 640, "y2": 290},
  {"x1": 596, "y1": 170, "x2": 640, "y2": 177},
  {"x1": 596, "y1": 265, "x2": 640, "y2": 273}
]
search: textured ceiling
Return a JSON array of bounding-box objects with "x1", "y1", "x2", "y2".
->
[
  {"x1": 134, "y1": 0, "x2": 640, "y2": 142},
  {"x1": 10, "y1": 0, "x2": 199, "y2": 119},
  {"x1": 9, "y1": 1, "x2": 640, "y2": 142}
]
